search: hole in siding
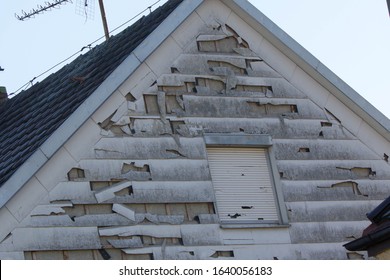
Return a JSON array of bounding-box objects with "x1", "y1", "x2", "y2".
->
[
  {"x1": 126, "y1": 92, "x2": 136, "y2": 102},
  {"x1": 319, "y1": 131, "x2": 324, "y2": 137},
  {"x1": 279, "y1": 172, "x2": 284, "y2": 178},
  {"x1": 228, "y1": 213, "x2": 242, "y2": 219},
  {"x1": 273, "y1": 257, "x2": 279, "y2": 260},
  {"x1": 121, "y1": 162, "x2": 150, "y2": 174},
  {"x1": 384, "y1": 153, "x2": 389, "y2": 162},
  {"x1": 290, "y1": 105, "x2": 299, "y2": 113},
  {"x1": 144, "y1": 95, "x2": 159, "y2": 115},
  {"x1": 98, "y1": 249, "x2": 111, "y2": 260},
  {"x1": 321, "y1": 121, "x2": 333, "y2": 127},
  {"x1": 241, "y1": 206, "x2": 253, "y2": 209},
  {"x1": 165, "y1": 149, "x2": 186, "y2": 158},
  {"x1": 170, "y1": 67, "x2": 180, "y2": 73},
  {"x1": 210, "y1": 251, "x2": 234, "y2": 258},
  {"x1": 170, "y1": 120, "x2": 186, "y2": 134},
  {"x1": 298, "y1": 147, "x2": 310, "y2": 153},
  {"x1": 67, "y1": 168, "x2": 85, "y2": 181}
]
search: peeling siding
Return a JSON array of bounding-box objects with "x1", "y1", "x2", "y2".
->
[{"x1": 2, "y1": 0, "x2": 390, "y2": 260}]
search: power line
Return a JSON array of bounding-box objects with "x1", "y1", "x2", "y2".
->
[{"x1": 9, "y1": 0, "x2": 162, "y2": 97}]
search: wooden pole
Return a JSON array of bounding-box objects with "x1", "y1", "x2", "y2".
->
[{"x1": 98, "y1": 0, "x2": 110, "y2": 40}]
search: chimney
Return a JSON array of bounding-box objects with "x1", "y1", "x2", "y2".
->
[{"x1": 0, "y1": 86, "x2": 8, "y2": 105}]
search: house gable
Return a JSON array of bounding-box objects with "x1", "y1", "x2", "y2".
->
[{"x1": 1, "y1": 0, "x2": 390, "y2": 260}]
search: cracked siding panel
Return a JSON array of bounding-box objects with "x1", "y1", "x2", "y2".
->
[
  {"x1": 181, "y1": 117, "x2": 355, "y2": 139},
  {"x1": 182, "y1": 96, "x2": 325, "y2": 119},
  {"x1": 94, "y1": 137, "x2": 206, "y2": 159},
  {"x1": 30, "y1": 203, "x2": 73, "y2": 216},
  {"x1": 49, "y1": 182, "x2": 96, "y2": 204},
  {"x1": 99, "y1": 225, "x2": 182, "y2": 238},
  {"x1": 102, "y1": 181, "x2": 214, "y2": 204},
  {"x1": 273, "y1": 139, "x2": 379, "y2": 160},
  {"x1": 286, "y1": 200, "x2": 383, "y2": 222},
  {"x1": 232, "y1": 243, "x2": 349, "y2": 260},
  {"x1": 289, "y1": 221, "x2": 371, "y2": 244},
  {"x1": 277, "y1": 160, "x2": 390, "y2": 181},
  {"x1": 123, "y1": 245, "x2": 235, "y2": 260},
  {"x1": 94, "y1": 181, "x2": 132, "y2": 203},
  {"x1": 26, "y1": 214, "x2": 131, "y2": 227},
  {"x1": 282, "y1": 180, "x2": 390, "y2": 202},
  {"x1": 12, "y1": 227, "x2": 101, "y2": 251}
]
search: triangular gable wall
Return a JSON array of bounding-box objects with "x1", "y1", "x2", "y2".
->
[{"x1": 1, "y1": 0, "x2": 389, "y2": 260}]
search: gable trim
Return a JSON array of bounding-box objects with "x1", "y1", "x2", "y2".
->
[
  {"x1": 0, "y1": 0, "x2": 203, "y2": 209},
  {"x1": 224, "y1": 0, "x2": 390, "y2": 141}
]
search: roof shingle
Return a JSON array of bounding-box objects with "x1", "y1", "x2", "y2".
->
[{"x1": 0, "y1": 0, "x2": 183, "y2": 187}]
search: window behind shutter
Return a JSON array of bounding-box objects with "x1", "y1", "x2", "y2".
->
[{"x1": 207, "y1": 147, "x2": 279, "y2": 222}]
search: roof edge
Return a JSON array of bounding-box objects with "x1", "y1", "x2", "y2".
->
[
  {"x1": 0, "y1": 0, "x2": 204, "y2": 209},
  {"x1": 224, "y1": 0, "x2": 390, "y2": 141}
]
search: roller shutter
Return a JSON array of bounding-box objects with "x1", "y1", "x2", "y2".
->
[{"x1": 207, "y1": 147, "x2": 279, "y2": 222}]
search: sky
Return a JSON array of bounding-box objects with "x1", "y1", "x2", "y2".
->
[{"x1": 1, "y1": 0, "x2": 389, "y2": 118}]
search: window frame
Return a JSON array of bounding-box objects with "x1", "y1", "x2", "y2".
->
[{"x1": 204, "y1": 133, "x2": 289, "y2": 228}]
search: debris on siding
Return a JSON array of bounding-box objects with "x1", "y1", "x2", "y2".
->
[
  {"x1": 112, "y1": 204, "x2": 136, "y2": 222},
  {"x1": 99, "y1": 225, "x2": 182, "y2": 238},
  {"x1": 94, "y1": 181, "x2": 132, "y2": 203},
  {"x1": 30, "y1": 203, "x2": 73, "y2": 216}
]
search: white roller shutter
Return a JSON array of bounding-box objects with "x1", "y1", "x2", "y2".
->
[{"x1": 207, "y1": 147, "x2": 279, "y2": 222}]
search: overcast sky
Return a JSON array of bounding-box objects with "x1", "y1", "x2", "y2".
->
[{"x1": 1, "y1": 0, "x2": 389, "y2": 118}]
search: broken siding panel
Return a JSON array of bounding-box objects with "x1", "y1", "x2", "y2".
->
[
  {"x1": 182, "y1": 96, "x2": 325, "y2": 119},
  {"x1": 78, "y1": 159, "x2": 210, "y2": 181},
  {"x1": 282, "y1": 180, "x2": 390, "y2": 202},
  {"x1": 181, "y1": 117, "x2": 355, "y2": 139},
  {"x1": 273, "y1": 139, "x2": 379, "y2": 160},
  {"x1": 94, "y1": 137, "x2": 207, "y2": 159},
  {"x1": 289, "y1": 221, "x2": 371, "y2": 244},
  {"x1": 101, "y1": 181, "x2": 214, "y2": 204},
  {"x1": 99, "y1": 225, "x2": 182, "y2": 238},
  {"x1": 277, "y1": 160, "x2": 390, "y2": 181},
  {"x1": 12, "y1": 227, "x2": 101, "y2": 251},
  {"x1": 286, "y1": 200, "x2": 383, "y2": 222},
  {"x1": 49, "y1": 182, "x2": 96, "y2": 204}
]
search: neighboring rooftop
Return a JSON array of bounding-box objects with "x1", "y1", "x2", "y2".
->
[{"x1": 0, "y1": 0, "x2": 183, "y2": 188}]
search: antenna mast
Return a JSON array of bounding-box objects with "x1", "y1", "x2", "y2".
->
[
  {"x1": 98, "y1": 0, "x2": 110, "y2": 41},
  {"x1": 15, "y1": 0, "x2": 72, "y2": 21}
]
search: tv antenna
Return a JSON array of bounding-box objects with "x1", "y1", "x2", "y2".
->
[{"x1": 15, "y1": 0, "x2": 110, "y2": 41}]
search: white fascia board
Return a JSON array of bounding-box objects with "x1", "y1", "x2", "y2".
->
[
  {"x1": 224, "y1": 0, "x2": 390, "y2": 139},
  {"x1": 0, "y1": 0, "x2": 204, "y2": 208}
]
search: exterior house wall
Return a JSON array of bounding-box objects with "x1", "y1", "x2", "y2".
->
[{"x1": 1, "y1": 0, "x2": 389, "y2": 260}]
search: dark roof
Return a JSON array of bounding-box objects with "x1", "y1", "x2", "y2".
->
[
  {"x1": 0, "y1": 0, "x2": 183, "y2": 187},
  {"x1": 344, "y1": 196, "x2": 390, "y2": 253}
]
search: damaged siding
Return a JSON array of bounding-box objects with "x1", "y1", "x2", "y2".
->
[{"x1": 1, "y1": 1, "x2": 390, "y2": 260}]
